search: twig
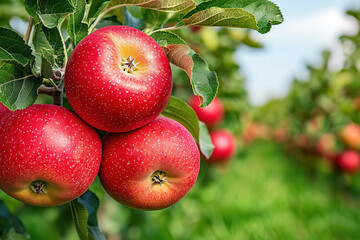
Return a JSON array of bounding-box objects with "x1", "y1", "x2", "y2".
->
[{"x1": 24, "y1": 17, "x2": 34, "y2": 44}]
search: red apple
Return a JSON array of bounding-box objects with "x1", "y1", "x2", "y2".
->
[
  {"x1": 354, "y1": 97, "x2": 360, "y2": 111},
  {"x1": 340, "y1": 123, "x2": 360, "y2": 150},
  {"x1": 335, "y1": 150, "x2": 360, "y2": 173},
  {"x1": 99, "y1": 116, "x2": 200, "y2": 210},
  {"x1": 190, "y1": 26, "x2": 202, "y2": 32},
  {"x1": 207, "y1": 129, "x2": 237, "y2": 163},
  {"x1": 0, "y1": 102, "x2": 10, "y2": 119},
  {"x1": 294, "y1": 134, "x2": 311, "y2": 149},
  {"x1": 188, "y1": 95, "x2": 224, "y2": 128},
  {"x1": 0, "y1": 104, "x2": 102, "y2": 206},
  {"x1": 65, "y1": 26, "x2": 172, "y2": 133},
  {"x1": 241, "y1": 122, "x2": 268, "y2": 146},
  {"x1": 316, "y1": 133, "x2": 337, "y2": 160},
  {"x1": 272, "y1": 126, "x2": 289, "y2": 142}
]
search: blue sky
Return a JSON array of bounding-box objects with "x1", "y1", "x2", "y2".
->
[{"x1": 236, "y1": 0, "x2": 360, "y2": 105}]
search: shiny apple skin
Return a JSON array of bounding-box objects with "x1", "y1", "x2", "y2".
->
[
  {"x1": 188, "y1": 95, "x2": 224, "y2": 128},
  {"x1": 0, "y1": 102, "x2": 10, "y2": 119},
  {"x1": 65, "y1": 26, "x2": 172, "y2": 133},
  {"x1": 0, "y1": 104, "x2": 102, "y2": 206},
  {"x1": 208, "y1": 129, "x2": 237, "y2": 163},
  {"x1": 336, "y1": 150, "x2": 360, "y2": 174},
  {"x1": 99, "y1": 116, "x2": 200, "y2": 210}
]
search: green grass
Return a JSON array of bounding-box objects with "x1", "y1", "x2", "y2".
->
[{"x1": 6, "y1": 140, "x2": 360, "y2": 239}]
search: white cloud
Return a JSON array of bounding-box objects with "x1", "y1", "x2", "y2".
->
[
  {"x1": 240, "y1": 7, "x2": 358, "y2": 106},
  {"x1": 260, "y1": 7, "x2": 357, "y2": 45}
]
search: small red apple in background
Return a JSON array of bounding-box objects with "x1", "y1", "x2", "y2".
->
[
  {"x1": 294, "y1": 134, "x2": 311, "y2": 149},
  {"x1": 0, "y1": 102, "x2": 10, "y2": 119},
  {"x1": 272, "y1": 126, "x2": 289, "y2": 143},
  {"x1": 0, "y1": 104, "x2": 102, "y2": 206},
  {"x1": 241, "y1": 122, "x2": 268, "y2": 146},
  {"x1": 188, "y1": 95, "x2": 224, "y2": 128},
  {"x1": 316, "y1": 133, "x2": 337, "y2": 160},
  {"x1": 99, "y1": 116, "x2": 200, "y2": 210},
  {"x1": 335, "y1": 150, "x2": 360, "y2": 174},
  {"x1": 354, "y1": 97, "x2": 360, "y2": 111},
  {"x1": 190, "y1": 26, "x2": 202, "y2": 32},
  {"x1": 340, "y1": 123, "x2": 360, "y2": 150},
  {"x1": 207, "y1": 129, "x2": 237, "y2": 164},
  {"x1": 65, "y1": 26, "x2": 172, "y2": 133}
]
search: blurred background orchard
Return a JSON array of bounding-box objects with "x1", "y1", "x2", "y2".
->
[{"x1": 2, "y1": 0, "x2": 360, "y2": 239}]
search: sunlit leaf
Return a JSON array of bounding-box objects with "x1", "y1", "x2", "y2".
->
[
  {"x1": 0, "y1": 63, "x2": 42, "y2": 110},
  {"x1": 68, "y1": 0, "x2": 89, "y2": 45},
  {"x1": 199, "y1": 121, "x2": 214, "y2": 158},
  {"x1": 161, "y1": 96, "x2": 214, "y2": 157},
  {"x1": 25, "y1": 0, "x2": 74, "y2": 28},
  {"x1": 108, "y1": 0, "x2": 195, "y2": 12},
  {"x1": 150, "y1": 31, "x2": 218, "y2": 106},
  {"x1": 161, "y1": 96, "x2": 200, "y2": 141},
  {"x1": 180, "y1": 0, "x2": 283, "y2": 33},
  {"x1": 0, "y1": 27, "x2": 33, "y2": 67},
  {"x1": 33, "y1": 23, "x2": 67, "y2": 69}
]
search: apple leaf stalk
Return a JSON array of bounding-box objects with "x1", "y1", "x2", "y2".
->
[{"x1": 37, "y1": 69, "x2": 65, "y2": 106}]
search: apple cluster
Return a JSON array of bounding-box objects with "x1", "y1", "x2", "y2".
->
[
  {"x1": 0, "y1": 26, "x2": 200, "y2": 210},
  {"x1": 188, "y1": 95, "x2": 237, "y2": 164}
]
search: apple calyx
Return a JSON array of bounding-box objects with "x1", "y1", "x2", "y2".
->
[
  {"x1": 30, "y1": 180, "x2": 47, "y2": 195},
  {"x1": 120, "y1": 56, "x2": 140, "y2": 73},
  {"x1": 151, "y1": 170, "x2": 167, "y2": 186}
]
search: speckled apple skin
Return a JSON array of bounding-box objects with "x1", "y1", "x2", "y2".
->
[
  {"x1": 188, "y1": 95, "x2": 224, "y2": 128},
  {"x1": 0, "y1": 102, "x2": 10, "y2": 119},
  {"x1": 208, "y1": 129, "x2": 237, "y2": 163},
  {"x1": 64, "y1": 26, "x2": 172, "y2": 133},
  {"x1": 0, "y1": 104, "x2": 102, "y2": 206},
  {"x1": 99, "y1": 116, "x2": 200, "y2": 210}
]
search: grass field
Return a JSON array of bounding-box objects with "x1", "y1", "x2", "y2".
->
[{"x1": 7, "y1": 140, "x2": 360, "y2": 240}]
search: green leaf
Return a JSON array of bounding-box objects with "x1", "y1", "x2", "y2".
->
[
  {"x1": 108, "y1": 0, "x2": 195, "y2": 12},
  {"x1": 0, "y1": 27, "x2": 33, "y2": 67},
  {"x1": 40, "y1": 57, "x2": 54, "y2": 78},
  {"x1": 0, "y1": 63, "x2": 42, "y2": 111},
  {"x1": 161, "y1": 96, "x2": 200, "y2": 141},
  {"x1": 199, "y1": 122, "x2": 214, "y2": 159},
  {"x1": 142, "y1": 8, "x2": 167, "y2": 29},
  {"x1": 70, "y1": 190, "x2": 105, "y2": 240},
  {"x1": 0, "y1": 199, "x2": 30, "y2": 239},
  {"x1": 161, "y1": 96, "x2": 214, "y2": 158},
  {"x1": 26, "y1": 0, "x2": 75, "y2": 28},
  {"x1": 25, "y1": 0, "x2": 40, "y2": 22},
  {"x1": 180, "y1": 0, "x2": 283, "y2": 34},
  {"x1": 190, "y1": 52, "x2": 218, "y2": 107},
  {"x1": 0, "y1": 228, "x2": 30, "y2": 240},
  {"x1": 68, "y1": 0, "x2": 89, "y2": 46},
  {"x1": 33, "y1": 23, "x2": 67, "y2": 69},
  {"x1": 88, "y1": 0, "x2": 110, "y2": 20},
  {"x1": 150, "y1": 31, "x2": 218, "y2": 107}
]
